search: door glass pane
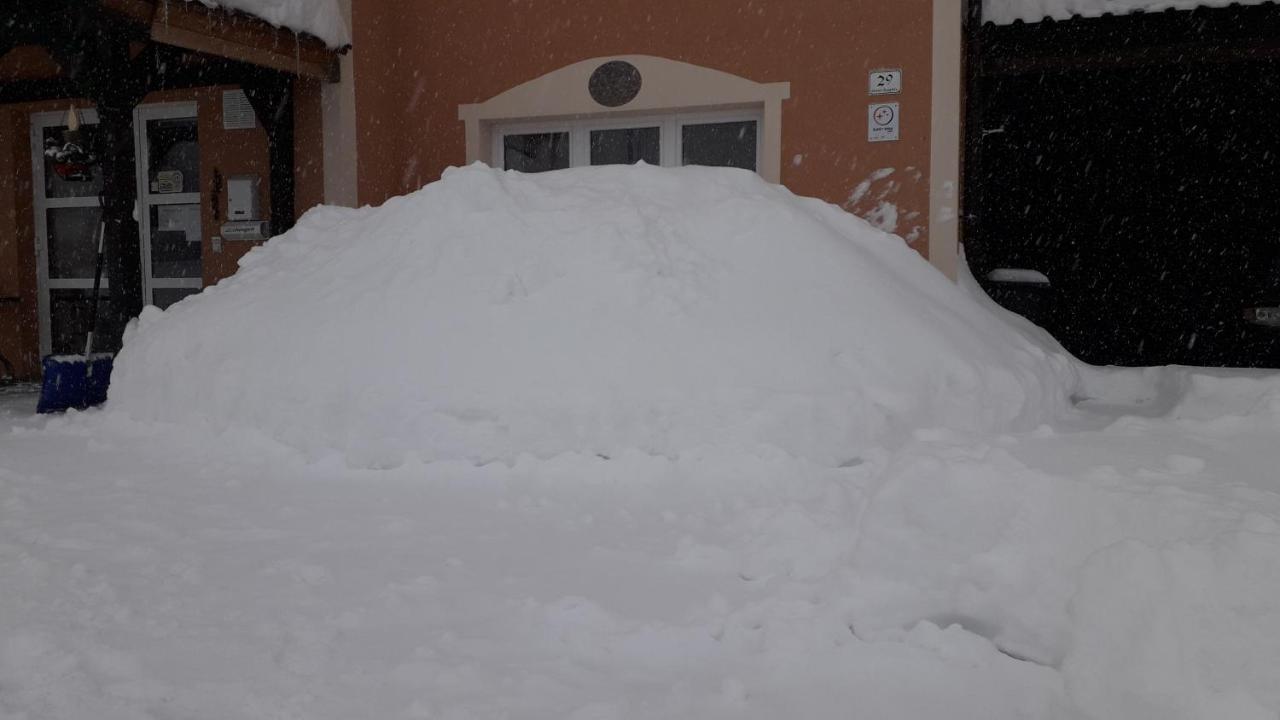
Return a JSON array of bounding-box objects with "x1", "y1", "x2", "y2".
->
[
  {"x1": 49, "y1": 288, "x2": 118, "y2": 356},
  {"x1": 681, "y1": 120, "x2": 758, "y2": 171},
  {"x1": 503, "y1": 132, "x2": 570, "y2": 173},
  {"x1": 146, "y1": 117, "x2": 200, "y2": 194},
  {"x1": 150, "y1": 204, "x2": 202, "y2": 279},
  {"x1": 152, "y1": 287, "x2": 200, "y2": 310},
  {"x1": 42, "y1": 123, "x2": 104, "y2": 198},
  {"x1": 46, "y1": 207, "x2": 103, "y2": 279},
  {"x1": 590, "y1": 127, "x2": 660, "y2": 166}
]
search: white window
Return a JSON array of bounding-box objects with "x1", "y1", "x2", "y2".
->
[
  {"x1": 490, "y1": 109, "x2": 764, "y2": 175},
  {"x1": 461, "y1": 56, "x2": 789, "y2": 182}
]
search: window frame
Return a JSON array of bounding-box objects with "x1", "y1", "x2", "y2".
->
[{"x1": 491, "y1": 108, "x2": 764, "y2": 174}]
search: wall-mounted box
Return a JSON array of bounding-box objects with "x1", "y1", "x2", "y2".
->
[{"x1": 227, "y1": 175, "x2": 262, "y2": 221}]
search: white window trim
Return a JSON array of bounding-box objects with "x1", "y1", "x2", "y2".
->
[
  {"x1": 461, "y1": 55, "x2": 789, "y2": 182},
  {"x1": 491, "y1": 108, "x2": 765, "y2": 173}
]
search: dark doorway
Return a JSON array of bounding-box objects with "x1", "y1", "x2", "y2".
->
[{"x1": 964, "y1": 2, "x2": 1280, "y2": 367}]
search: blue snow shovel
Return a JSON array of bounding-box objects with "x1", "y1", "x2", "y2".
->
[{"x1": 37, "y1": 221, "x2": 113, "y2": 413}]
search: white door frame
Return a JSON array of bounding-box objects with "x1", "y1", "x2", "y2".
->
[
  {"x1": 133, "y1": 101, "x2": 203, "y2": 304},
  {"x1": 30, "y1": 107, "x2": 103, "y2": 357},
  {"x1": 30, "y1": 101, "x2": 204, "y2": 356}
]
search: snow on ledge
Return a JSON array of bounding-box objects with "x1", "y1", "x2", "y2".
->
[
  {"x1": 985, "y1": 0, "x2": 1275, "y2": 25},
  {"x1": 186, "y1": 0, "x2": 351, "y2": 49}
]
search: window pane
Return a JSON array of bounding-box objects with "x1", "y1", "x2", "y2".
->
[
  {"x1": 150, "y1": 204, "x2": 202, "y2": 279},
  {"x1": 42, "y1": 124, "x2": 104, "y2": 199},
  {"x1": 47, "y1": 207, "x2": 103, "y2": 279},
  {"x1": 146, "y1": 117, "x2": 200, "y2": 194},
  {"x1": 590, "y1": 127, "x2": 660, "y2": 166},
  {"x1": 681, "y1": 121, "x2": 758, "y2": 171},
  {"x1": 501, "y1": 131, "x2": 568, "y2": 172},
  {"x1": 152, "y1": 287, "x2": 200, "y2": 310},
  {"x1": 49, "y1": 288, "x2": 119, "y2": 356},
  {"x1": 503, "y1": 132, "x2": 570, "y2": 173}
]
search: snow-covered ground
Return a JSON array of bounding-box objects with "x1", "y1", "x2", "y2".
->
[
  {"x1": 4, "y1": 371, "x2": 1280, "y2": 719},
  {"x1": 3, "y1": 166, "x2": 1279, "y2": 719}
]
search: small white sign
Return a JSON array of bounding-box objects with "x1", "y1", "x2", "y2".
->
[
  {"x1": 868, "y1": 103, "x2": 900, "y2": 143},
  {"x1": 154, "y1": 170, "x2": 183, "y2": 194},
  {"x1": 869, "y1": 69, "x2": 902, "y2": 96}
]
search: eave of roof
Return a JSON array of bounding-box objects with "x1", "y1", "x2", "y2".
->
[
  {"x1": 185, "y1": 0, "x2": 351, "y2": 50},
  {"x1": 105, "y1": 0, "x2": 344, "y2": 81},
  {"x1": 985, "y1": 0, "x2": 1278, "y2": 25}
]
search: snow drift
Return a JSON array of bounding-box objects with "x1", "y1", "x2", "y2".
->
[{"x1": 109, "y1": 164, "x2": 1078, "y2": 467}]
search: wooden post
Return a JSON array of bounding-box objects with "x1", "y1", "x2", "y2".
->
[
  {"x1": 95, "y1": 100, "x2": 146, "y2": 337},
  {"x1": 244, "y1": 74, "x2": 297, "y2": 237}
]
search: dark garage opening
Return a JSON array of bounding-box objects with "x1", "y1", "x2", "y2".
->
[{"x1": 964, "y1": 1, "x2": 1280, "y2": 367}]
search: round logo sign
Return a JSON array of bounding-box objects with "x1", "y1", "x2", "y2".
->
[{"x1": 588, "y1": 61, "x2": 643, "y2": 108}]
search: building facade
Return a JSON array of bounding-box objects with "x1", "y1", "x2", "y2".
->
[
  {"x1": 5, "y1": 0, "x2": 1277, "y2": 381},
  {"x1": 1, "y1": 0, "x2": 964, "y2": 381}
]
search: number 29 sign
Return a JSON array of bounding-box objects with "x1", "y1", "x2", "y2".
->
[{"x1": 869, "y1": 69, "x2": 903, "y2": 96}]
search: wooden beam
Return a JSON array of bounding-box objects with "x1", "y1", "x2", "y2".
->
[
  {"x1": 149, "y1": 23, "x2": 336, "y2": 81},
  {"x1": 142, "y1": 0, "x2": 341, "y2": 81}
]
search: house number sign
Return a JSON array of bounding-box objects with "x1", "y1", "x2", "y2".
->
[{"x1": 869, "y1": 69, "x2": 902, "y2": 96}]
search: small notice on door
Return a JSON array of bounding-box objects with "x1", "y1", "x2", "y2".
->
[
  {"x1": 154, "y1": 170, "x2": 183, "y2": 194},
  {"x1": 868, "y1": 103, "x2": 900, "y2": 143}
]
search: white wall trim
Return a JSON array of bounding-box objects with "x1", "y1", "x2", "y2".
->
[
  {"x1": 321, "y1": 0, "x2": 358, "y2": 207},
  {"x1": 929, "y1": 0, "x2": 963, "y2": 280},
  {"x1": 459, "y1": 55, "x2": 790, "y2": 183}
]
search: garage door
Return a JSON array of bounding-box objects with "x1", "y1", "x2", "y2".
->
[{"x1": 964, "y1": 1, "x2": 1280, "y2": 367}]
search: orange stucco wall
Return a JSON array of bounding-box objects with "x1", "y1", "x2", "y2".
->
[
  {"x1": 352, "y1": 0, "x2": 935, "y2": 250},
  {"x1": 0, "y1": 80, "x2": 323, "y2": 380}
]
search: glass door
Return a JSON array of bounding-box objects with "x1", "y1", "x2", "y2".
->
[
  {"x1": 135, "y1": 102, "x2": 203, "y2": 310},
  {"x1": 31, "y1": 108, "x2": 111, "y2": 357}
]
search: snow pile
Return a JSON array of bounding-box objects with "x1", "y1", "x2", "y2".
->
[
  {"x1": 187, "y1": 0, "x2": 351, "y2": 48},
  {"x1": 985, "y1": 0, "x2": 1274, "y2": 24},
  {"x1": 108, "y1": 164, "x2": 1078, "y2": 467}
]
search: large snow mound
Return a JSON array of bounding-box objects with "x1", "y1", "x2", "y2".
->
[
  {"x1": 985, "y1": 0, "x2": 1275, "y2": 25},
  {"x1": 109, "y1": 164, "x2": 1079, "y2": 467}
]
